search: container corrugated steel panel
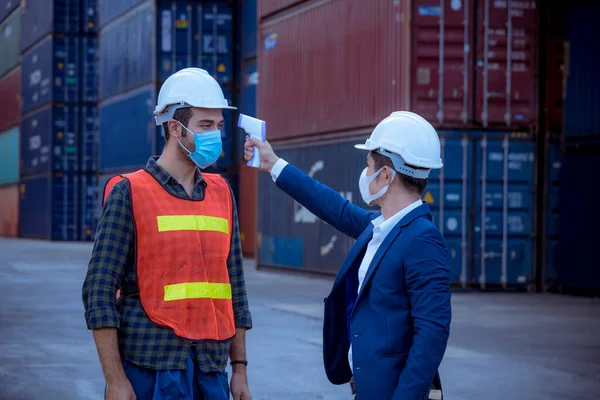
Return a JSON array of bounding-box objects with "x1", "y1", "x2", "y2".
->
[
  {"x1": 80, "y1": 104, "x2": 99, "y2": 172},
  {"x1": 411, "y1": 0, "x2": 474, "y2": 126},
  {"x1": 82, "y1": 0, "x2": 98, "y2": 33},
  {"x1": 98, "y1": 0, "x2": 149, "y2": 28},
  {"x1": 0, "y1": 0, "x2": 19, "y2": 25},
  {"x1": 0, "y1": 9, "x2": 20, "y2": 78},
  {"x1": 20, "y1": 104, "x2": 79, "y2": 176},
  {"x1": 545, "y1": 143, "x2": 561, "y2": 286},
  {"x1": 99, "y1": 85, "x2": 155, "y2": 172},
  {"x1": 19, "y1": 173, "x2": 79, "y2": 240},
  {"x1": 241, "y1": 0, "x2": 257, "y2": 60},
  {"x1": 257, "y1": 0, "x2": 407, "y2": 141},
  {"x1": 238, "y1": 165, "x2": 257, "y2": 256},
  {"x1": 240, "y1": 59, "x2": 257, "y2": 116},
  {"x1": 258, "y1": 132, "x2": 536, "y2": 287},
  {"x1": 21, "y1": 35, "x2": 80, "y2": 113},
  {"x1": 258, "y1": 0, "x2": 305, "y2": 19},
  {"x1": 0, "y1": 67, "x2": 21, "y2": 132},
  {"x1": 0, "y1": 184, "x2": 19, "y2": 237},
  {"x1": 99, "y1": 4, "x2": 153, "y2": 100},
  {"x1": 20, "y1": 0, "x2": 81, "y2": 53},
  {"x1": 557, "y1": 148, "x2": 600, "y2": 291},
  {"x1": 475, "y1": 0, "x2": 538, "y2": 129},
  {"x1": 563, "y1": 3, "x2": 600, "y2": 138},
  {"x1": 545, "y1": 36, "x2": 565, "y2": 137},
  {"x1": 80, "y1": 173, "x2": 99, "y2": 240},
  {"x1": 0, "y1": 127, "x2": 19, "y2": 185},
  {"x1": 81, "y1": 36, "x2": 99, "y2": 103}
]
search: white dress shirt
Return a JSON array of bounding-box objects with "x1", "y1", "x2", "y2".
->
[{"x1": 269, "y1": 158, "x2": 423, "y2": 371}]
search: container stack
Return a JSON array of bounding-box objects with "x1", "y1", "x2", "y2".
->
[
  {"x1": 237, "y1": 0, "x2": 258, "y2": 256},
  {"x1": 18, "y1": 0, "x2": 99, "y2": 241},
  {"x1": 0, "y1": 0, "x2": 22, "y2": 238},
  {"x1": 255, "y1": 0, "x2": 543, "y2": 290},
  {"x1": 97, "y1": 0, "x2": 238, "y2": 208}
]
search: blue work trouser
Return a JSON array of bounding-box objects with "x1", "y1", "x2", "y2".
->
[{"x1": 118, "y1": 349, "x2": 229, "y2": 400}]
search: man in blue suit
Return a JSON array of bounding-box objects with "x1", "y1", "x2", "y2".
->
[{"x1": 244, "y1": 111, "x2": 452, "y2": 400}]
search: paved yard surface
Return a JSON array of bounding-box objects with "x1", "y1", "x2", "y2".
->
[{"x1": 0, "y1": 238, "x2": 598, "y2": 399}]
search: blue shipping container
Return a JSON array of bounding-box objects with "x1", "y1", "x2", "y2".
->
[
  {"x1": 81, "y1": 35, "x2": 99, "y2": 102},
  {"x1": 99, "y1": 85, "x2": 156, "y2": 172},
  {"x1": 0, "y1": 0, "x2": 19, "y2": 25},
  {"x1": 21, "y1": 104, "x2": 79, "y2": 177},
  {"x1": 241, "y1": 0, "x2": 257, "y2": 60},
  {"x1": 80, "y1": 104, "x2": 99, "y2": 172},
  {"x1": 19, "y1": 173, "x2": 79, "y2": 240},
  {"x1": 98, "y1": 0, "x2": 149, "y2": 28},
  {"x1": 80, "y1": 173, "x2": 99, "y2": 240},
  {"x1": 564, "y1": 2, "x2": 600, "y2": 138},
  {"x1": 240, "y1": 60, "x2": 257, "y2": 116},
  {"x1": 20, "y1": 0, "x2": 80, "y2": 52},
  {"x1": 0, "y1": 126, "x2": 19, "y2": 185},
  {"x1": 82, "y1": 0, "x2": 98, "y2": 33},
  {"x1": 21, "y1": 34, "x2": 80, "y2": 113},
  {"x1": 258, "y1": 132, "x2": 537, "y2": 287},
  {"x1": 545, "y1": 143, "x2": 562, "y2": 287}
]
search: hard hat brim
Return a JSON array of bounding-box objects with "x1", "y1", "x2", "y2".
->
[{"x1": 354, "y1": 143, "x2": 374, "y2": 151}]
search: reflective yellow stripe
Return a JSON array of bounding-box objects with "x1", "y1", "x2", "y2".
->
[
  {"x1": 156, "y1": 215, "x2": 229, "y2": 233},
  {"x1": 164, "y1": 282, "x2": 232, "y2": 301}
]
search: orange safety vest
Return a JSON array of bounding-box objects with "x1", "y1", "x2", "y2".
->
[{"x1": 103, "y1": 169, "x2": 236, "y2": 341}]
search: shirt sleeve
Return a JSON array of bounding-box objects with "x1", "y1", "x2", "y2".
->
[
  {"x1": 227, "y1": 187, "x2": 253, "y2": 330},
  {"x1": 82, "y1": 179, "x2": 134, "y2": 330},
  {"x1": 270, "y1": 158, "x2": 289, "y2": 182}
]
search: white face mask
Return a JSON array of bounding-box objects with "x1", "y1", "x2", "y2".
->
[{"x1": 359, "y1": 167, "x2": 396, "y2": 206}]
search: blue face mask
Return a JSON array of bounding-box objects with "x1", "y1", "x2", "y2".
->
[{"x1": 176, "y1": 122, "x2": 222, "y2": 169}]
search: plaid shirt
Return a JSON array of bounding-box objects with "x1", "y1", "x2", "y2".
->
[{"x1": 82, "y1": 157, "x2": 252, "y2": 371}]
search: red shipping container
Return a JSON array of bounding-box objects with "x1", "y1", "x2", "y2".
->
[
  {"x1": 258, "y1": 0, "x2": 409, "y2": 141},
  {"x1": 412, "y1": 0, "x2": 474, "y2": 126},
  {"x1": 0, "y1": 184, "x2": 19, "y2": 237},
  {"x1": 238, "y1": 165, "x2": 258, "y2": 257},
  {"x1": 476, "y1": 0, "x2": 538, "y2": 129},
  {"x1": 259, "y1": 0, "x2": 306, "y2": 20},
  {"x1": 0, "y1": 67, "x2": 21, "y2": 132}
]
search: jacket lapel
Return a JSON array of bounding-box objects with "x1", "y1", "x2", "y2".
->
[
  {"x1": 331, "y1": 223, "x2": 374, "y2": 292},
  {"x1": 354, "y1": 203, "x2": 432, "y2": 303}
]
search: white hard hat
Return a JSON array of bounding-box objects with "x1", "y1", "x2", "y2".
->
[
  {"x1": 153, "y1": 68, "x2": 236, "y2": 125},
  {"x1": 355, "y1": 111, "x2": 443, "y2": 179}
]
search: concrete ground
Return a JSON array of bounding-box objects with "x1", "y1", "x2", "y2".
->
[{"x1": 0, "y1": 238, "x2": 598, "y2": 400}]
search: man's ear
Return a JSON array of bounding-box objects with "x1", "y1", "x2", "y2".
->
[{"x1": 168, "y1": 120, "x2": 182, "y2": 138}]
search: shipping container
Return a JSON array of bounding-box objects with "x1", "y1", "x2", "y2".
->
[
  {"x1": 411, "y1": 0, "x2": 474, "y2": 126},
  {"x1": 0, "y1": 184, "x2": 19, "y2": 237},
  {"x1": 0, "y1": 127, "x2": 19, "y2": 185},
  {"x1": 0, "y1": 8, "x2": 20, "y2": 78},
  {"x1": 20, "y1": 104, "x2": 79, "y2": 176},
  {"x1": 258, "y1": 0, "x2": 304, "y2": 19},
  {"x1": 98, "y1": 0, "x2": 149, "y2": 28},
  {"x1": 0, "y1": 67, "x2": 21, "y2": 132},
  {"x1": 19, "y1": 173, "x2": 79, "y2": 241},
  {"x1": 563, "y1": 2, "x2": 600, "y2": 139},
  {"x1": 79, "y1": 172, "x2": 98, "y2": 240},
  {"x1": 20, "y1": 0, "x2": 81, "y2": 53},
  {"x1": 557, "y1": 147, "x2": 600, "y2": 293},
  {"x1": 258, "y1": 0, "x2": 539, "y2": 142},
  {"x1": 544, "y1": 143, "x2": 561, "y2": 288},
  {"x1": 544, "y1": 36, "x2": 565, "y2": 137},
  {"x1": 80, "y1": 104, "x2": 99, "y2": 172},
  {"x1": 0, "y1": 0, "x2": 19, "y2": 25},
  {"x1": 82, "y1": 0, "x2": 98, "y2": 33},
  {"x1": 21, "y1": 34, "x2": 80, "y2": 113},
  {"x1": 241, "y1": 0, "x2": 257, "y2": 60},
  {"x1": 258, "y1": 132, "x2": 537, "y2": 288},
  {"x1": 238, "y1": 165, "x2": 257, "y2": 256},
  {"x1": 99, "y1": 85, "x2": 156, "y2": 172},
  {"x1": 81, "y1": 35, "x2": 99, "y2": 103},
  {"x1": 100, "y1": 1, "x2": 235, "y2": 101},
  {"x1": 475, "y1": 0, "x2": 538, "y2": 129}
]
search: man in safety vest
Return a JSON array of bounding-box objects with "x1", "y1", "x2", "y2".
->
[
  {"x1": 244, "y1": 111, "x2": 451, "y2": 400},
  {"x1": 83, "y1": 68, "x2": 253, "y2": 400}
]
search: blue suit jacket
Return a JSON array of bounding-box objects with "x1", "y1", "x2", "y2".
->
[{"x1": 276, "y1": 164, "x2": 452, "y2": 400}]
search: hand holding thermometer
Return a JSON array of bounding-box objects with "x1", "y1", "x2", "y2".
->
[{"x1": 238, "y1": 114, "x2": 266, "y2": 168}]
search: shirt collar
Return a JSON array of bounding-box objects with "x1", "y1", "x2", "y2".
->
[
  {"x1": 372, "y1": 199, "x2": 423, "y2": 238},
  {"x1": 145, "y1": 157, "x2": 206, "y2": 188}
]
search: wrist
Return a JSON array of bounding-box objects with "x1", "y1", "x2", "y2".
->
[
  {"x1": 268, "y1": 157, "x2": 280, "y2": 172},
  {"x1": 231, "y1": 359, "x2": 248, "y2": 374}
]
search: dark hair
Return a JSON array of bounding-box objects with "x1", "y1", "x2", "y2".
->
[
  {"x1": 162, "y1": 107, "x2": 193, "y2": 141},
  {"x1": 370, "y1": 151, "x2": 428, "y2": 195}
]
